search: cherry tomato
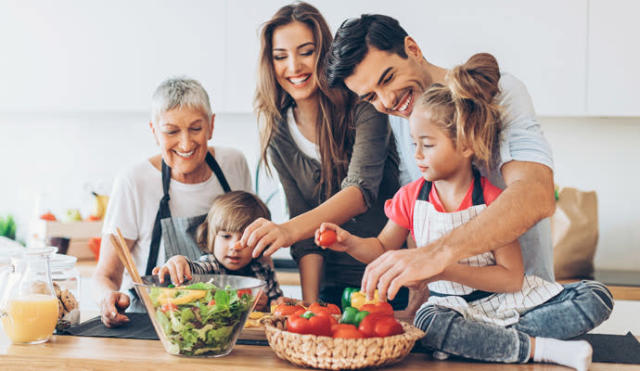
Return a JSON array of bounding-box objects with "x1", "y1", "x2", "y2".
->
[
  {"x1": 309, "y1": 302, "x2": 341, "y2": 316},
  {"x1": 317, "y1": 229, "x2": 337, "y2": 246},
  {"x1": 333, "y1": 323, "x2": 364, "y2": 338},
  {"x1": 237, "y1": 289, "x2": 252, "y2": 298},
  {"x1": 160, "y1": 303, "x2": 178, "y2": 313},
  {"x1": 207, "y1": 299, "x2": 216, "y2": 306}
]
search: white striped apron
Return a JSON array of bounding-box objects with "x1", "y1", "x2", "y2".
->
[{"x1": 415, "y1": 172, "x2": 563, "y2": 327}]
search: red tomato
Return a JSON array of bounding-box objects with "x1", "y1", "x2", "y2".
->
[
  {"x1": 207, "y1": 299, "x2": 216, "y2": 306},
  {"x1": 86, "y1": 214, "x2": 101, "y2": 221},
  {"x1": 286, "y1": 315, "x2": 311, "y2": 334},
  {"x1": 313, "y1": 310, "x2": 338, "y2": 326},
  {"x1": 274, "y1": 301, "x2": 306, "y2": 317},
  {"x1": 359, "y1": 302, "x2": 394, "y2": 317},
  {"x1": 308, "y1": 302, "x2": 341, "y2": 316},
  {"x1": 308, "y1": 314, "x2": 332, "y2": 337},
  {"x1": 161, "y1": 303, "x2": 178, "y2": 313},
  {"x1": 237, "y1": 289, "x2": 252, "y2": 298},
  {"x1": 333, "y1": 323, "x2": 364, "y2": 338},
  {"x1": 286, "y1": 314, "x2": 332, "y2": 336},
  {"x1": 374, "y1": 316, "x2": 404, "y2": 337},
  {"x1": 317, "y1": 230, "x2": 337, "y2": 246}
]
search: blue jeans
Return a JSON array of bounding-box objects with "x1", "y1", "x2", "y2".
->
[{"x1": 414, "y1": 280, "x2": 614, "y2": 363}]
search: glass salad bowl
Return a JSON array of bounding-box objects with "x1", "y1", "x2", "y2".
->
[{"x1": 135, "y1": 274, "x2": 265, "y2": 357}]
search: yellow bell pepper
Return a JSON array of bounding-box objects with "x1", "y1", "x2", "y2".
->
[
  {"x1": 350, "y1": 290, "x2": 381, "y2": 310},
  {"x1": 157, "y1": 289, "x2": 206, "y2": 306}
]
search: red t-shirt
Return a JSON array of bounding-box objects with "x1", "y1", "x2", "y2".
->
[{"x1": 384, "y1": 177, "x2": 502, "y2": 238}]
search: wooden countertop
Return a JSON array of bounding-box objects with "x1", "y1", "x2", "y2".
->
[{"x1": 1, "y1": 331, "x2": 638, "y2": 371}]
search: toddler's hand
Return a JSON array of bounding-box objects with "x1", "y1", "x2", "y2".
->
[
  {"x1": 152, "y1": 255, "x2": 192, "y2": 285},
  {"x1": 314, "y1": 223, "x2": 352, "y2": 252}
]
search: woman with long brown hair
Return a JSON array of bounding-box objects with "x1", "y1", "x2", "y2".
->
[{"x1": 241, "y1": 2, "x2": 407, "y2": 307}]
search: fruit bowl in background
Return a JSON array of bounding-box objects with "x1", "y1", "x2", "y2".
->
[{"x1": 88, "y1": 237, "x2": 101, "y2": 261}]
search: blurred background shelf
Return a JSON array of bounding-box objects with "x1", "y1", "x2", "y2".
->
[{"x1": 30, "y1": 220, "x2": 103, "y2": 261}]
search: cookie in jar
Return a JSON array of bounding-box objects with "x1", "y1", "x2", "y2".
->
[{"x1": 50, "y1": 254, "x2": 80, "y2": 330}]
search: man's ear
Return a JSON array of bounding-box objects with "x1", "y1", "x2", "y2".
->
[
  {"x1": 208, "y1": 114, "x2": 215, "y2": 140},
  {"x1": 149, "y1": 121, "x2": 159, "y2": 145},
  {"x1": 404, "y1": 36, "x2": 423, "y2": 60}
]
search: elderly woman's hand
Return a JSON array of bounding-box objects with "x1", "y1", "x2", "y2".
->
[
  {"x1": 241, "y1": 218, "x2": 296, "y2": 258},
  {"x1": 100, "y1": 291, "x2": 130, "y2": 328}
]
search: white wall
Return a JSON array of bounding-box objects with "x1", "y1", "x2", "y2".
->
[
  {"x1": 0, "y1": 0, "x2": 638, "y2": 270},
  {"x1": 0, "y1": 112, "x2": 638, "y2": 270}
]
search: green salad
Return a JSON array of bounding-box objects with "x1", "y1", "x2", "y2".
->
[{"x1": 149, "y1": 282, "x2": 254, "y2": 356}]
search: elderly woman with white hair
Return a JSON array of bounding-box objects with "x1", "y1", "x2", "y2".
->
[{"x1": 93, "y1": 77, "x2": 252, "y2": 327}]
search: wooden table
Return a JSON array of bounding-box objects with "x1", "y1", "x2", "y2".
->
[{"x1": 1, "y1": 330, "x2": 639, "y2": 371}]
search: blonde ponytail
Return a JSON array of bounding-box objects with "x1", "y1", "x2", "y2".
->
[{"x1": 446, "y1": 53, "x2": 502, "y2": 167}]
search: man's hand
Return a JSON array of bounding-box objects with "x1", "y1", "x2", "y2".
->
[
  {"x1": 361, "y1": 244, "x2": 453, "y2": 302},
  {"x1": 100, "y1": 292, "x2": 131, "y2": 328}
]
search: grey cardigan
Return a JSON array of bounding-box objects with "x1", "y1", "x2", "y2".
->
[{"x1": 268, "y1": 102, "x2": 400, "y2": 288}]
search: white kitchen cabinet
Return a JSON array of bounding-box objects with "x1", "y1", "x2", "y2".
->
[
  {"x1": 224, "y1": 0, "x2": 588, "y2": 116},
  {"x1": 587, "y1": 0, "x2": 640, "y2": 116},
  {"x1": 0, "y1": 0, "x2": 621, "y2": 117},
  {"x1": 0, "y1": 0, "x2": 226, "y2": 113}
]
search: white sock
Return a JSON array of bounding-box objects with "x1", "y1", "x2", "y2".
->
[{"x1": 533, "y1": 337, "x2": 593, "y2": 371}]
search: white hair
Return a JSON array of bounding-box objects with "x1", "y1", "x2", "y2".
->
[{"x1": 151, "y1": 77, "x2": 212, "y2": 125}]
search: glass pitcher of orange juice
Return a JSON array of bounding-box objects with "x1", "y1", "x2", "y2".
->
[{"x1": 0, "y1": 246, "x2": 59, "y2": 344}]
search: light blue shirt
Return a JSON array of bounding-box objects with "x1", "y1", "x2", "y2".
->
[{"x1": 390, "y1": 72, "x2": 555, "y2": 281}]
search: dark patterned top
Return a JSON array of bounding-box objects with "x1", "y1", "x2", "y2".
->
[{"x1": 187, "y1": 255, "x2": 283, "y2": 304}]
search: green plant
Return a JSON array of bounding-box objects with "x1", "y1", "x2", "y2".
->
[{"x1": 0, "y1": 214, "x2": 17, "y2": 240}]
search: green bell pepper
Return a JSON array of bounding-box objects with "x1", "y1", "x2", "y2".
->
[
  {"x1": 339, "y1": 306, "x2": 370, "y2": 327},
  {"x1": 341, "y1": 287, "x2": 359, "y2": 310}
]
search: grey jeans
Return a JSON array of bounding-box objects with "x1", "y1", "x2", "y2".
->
[{"x1": 414, "y1": 280, "x2": 614, "y2": 363}]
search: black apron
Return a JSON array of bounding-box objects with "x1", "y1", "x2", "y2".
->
[
  {"x1": 128, "y1": 152, "x2": 231, "y2": 312},
  {"x1": 145, "y1": 151, "x2": 231, "y2": 275}
]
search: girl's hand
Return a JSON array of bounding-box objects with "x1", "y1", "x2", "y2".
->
[
  {"x1": 241, "y1": 218, "x2": 295, "y2": 258},
  {"x1": 152, "y1": 255, "x2": 192, "y2": 285},
  {"x1": 314, "y1": 222, "x2": 353, "y2": 252}
]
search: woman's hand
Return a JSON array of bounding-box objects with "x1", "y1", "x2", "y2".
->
[
  {"x1": 242, "y1": 218, "x2": 296, "y2": 258},
  {"x1": 100, "y1": 291, "x2": 131, "y2": 328},
  {"x1": 152, "y1": 255, "x2": 192, "y2": 285},
  {"x1": 314, "y1": 222, "x2": 353, "y2": 253}
]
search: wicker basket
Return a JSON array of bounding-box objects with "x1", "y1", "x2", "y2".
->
[{"x1": 263, "y1": 316, "x2": 425, "y2": 370}]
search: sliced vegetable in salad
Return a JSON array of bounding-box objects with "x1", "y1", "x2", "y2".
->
[{"x1": 149, "y1": 282, "x2": 255, "y2": 356}]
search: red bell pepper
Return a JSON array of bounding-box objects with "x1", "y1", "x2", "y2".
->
[{"x1": 359, "y1": 302, "x2": 394, "y2": 317}]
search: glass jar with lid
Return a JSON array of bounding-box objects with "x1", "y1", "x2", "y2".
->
[{"x1": 50, "y1": 252, "x2": 80, "y2": 327}]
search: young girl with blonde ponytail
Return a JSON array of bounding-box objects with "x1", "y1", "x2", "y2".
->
[{"x1": 316, "y1": 53, "x2": 612, "y2": 371}]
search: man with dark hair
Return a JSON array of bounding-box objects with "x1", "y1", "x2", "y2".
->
[{"x1": 327, "y1": 14, "x2": 557, "y2": 303}]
